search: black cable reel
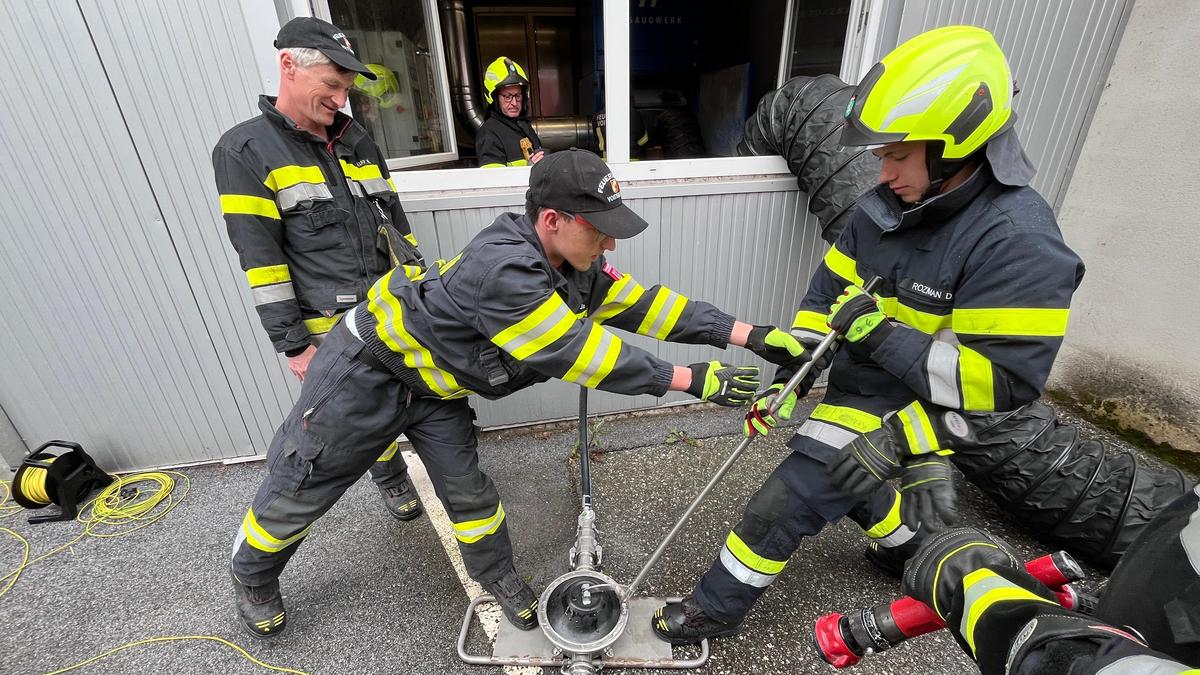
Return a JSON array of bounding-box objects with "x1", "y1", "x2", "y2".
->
[{"x1": 11, "y1": 441, "x2": 113, "y2": 523}]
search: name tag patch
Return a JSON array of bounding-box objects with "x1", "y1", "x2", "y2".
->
[{"x1": 898, "y1": 277, "x2": 953, "y2": 302}]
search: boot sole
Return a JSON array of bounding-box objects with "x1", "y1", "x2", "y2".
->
[
  {"x1": 386, "y1": 506, "x2": 424, "y2": 521},
  {"x1": 651, "y1": 624, "x2": 740, "y2": 646}
]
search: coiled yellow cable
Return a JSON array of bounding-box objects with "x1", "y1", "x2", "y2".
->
[{"x1": 18, "y1": 458, "x2": 55, "y2": 505}]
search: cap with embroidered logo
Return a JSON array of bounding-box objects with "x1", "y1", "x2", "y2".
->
[
  {"x1": 527, "y1": 149, "x2": 648, "y2": 239},
  {"x1": 274, "y1": 17, "x2": 376, "y2": 80}
]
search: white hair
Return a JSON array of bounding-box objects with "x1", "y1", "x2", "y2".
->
[{"x1": 280, "y1": 47, "x2": 331, "y2": 68}]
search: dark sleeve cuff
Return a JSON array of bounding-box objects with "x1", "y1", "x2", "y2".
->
[
  {"x1": 707, "y1": 311, "x2": 737, "y2": 349},
  {"x1": 649, "y1": 360, "x2": 675, "y2": 397},
  {"x1": 283, "y1": 345, "x2": 310, "y2": 358}
]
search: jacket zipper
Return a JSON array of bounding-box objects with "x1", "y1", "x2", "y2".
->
[{"x1": 323, "y1": 126, "x2": 370, "y2": 287}]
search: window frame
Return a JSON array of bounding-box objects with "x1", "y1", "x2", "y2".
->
[
  {"x1": 312, "y1": 0, "x2": 460, "y2": 169},
  {"x1": 299, "y1": 0, "x2": 872, "y2": 193}
]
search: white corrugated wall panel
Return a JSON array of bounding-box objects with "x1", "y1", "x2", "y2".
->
[
  {"x1": 0, "y1": 1, "x2": 263, "y2": 469},
  {"x1": 896, "y1": 0, "x2": 1132, "y2": 208}
]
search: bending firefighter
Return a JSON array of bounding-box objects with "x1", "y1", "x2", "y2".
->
[
  {"x1": 212, "y1": 17, "x2": 427, "y2": 532},
  {"x1": 903, "y1": 482, "x2": 1200, "y2": 675},
  {"x1": 229, "y1": 149, "x2": 817, "y2": 637},
  {"x1": 654, "y1": 25, "x2": 1084, "y2": 644},
  {"x1": 477, "y1": 56, "x2": 545, "y2": 167}
]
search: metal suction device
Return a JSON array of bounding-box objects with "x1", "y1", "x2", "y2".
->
[{"x1": 458, "y1": 387, "x2": 709, "y2": 672}]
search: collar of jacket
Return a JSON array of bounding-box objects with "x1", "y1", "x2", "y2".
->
[
  {"x1": 498, "y1": 212, "x2": 579, "y2": 295},
  {"x1": 859, "y1": 163, "x2": 994, "y2": 234},
  {"x1": 257, "y1": 95, "x2": 364, "y2": 151},
  {"x1": 487, "y1": 106, "x2": 532, "y2": 132}
]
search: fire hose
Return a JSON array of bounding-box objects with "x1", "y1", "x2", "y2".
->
[{"x1": 813, "y1": 551, "x2": 1098, "y2": 668}]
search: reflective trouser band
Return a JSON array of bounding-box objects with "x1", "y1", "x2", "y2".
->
[
  {"x1": 636, "y1": 287, "x2": 688, "y2": 339},
  {"x1": 303, "y1": 313, "x2": 343, "y2": 337},
  {"x1": 862, "y1": 491, "x2": 915, "y2": 547},
  {"x1": 823, "y1": 244, "x2": 862, "y2": 287},
  {"x1": 797, "y1": 419, "x2": 859, "y2": 450},
  {"x1": 591, "y1": 274, "x2": 646, "y2": 324},
  {"x1": 377, "y1": 441, "x2": 399, "y2": 462},
  {"x1": 960, "y1": 568, "x2": 1057, "y2": 654},
  {"x1": 719, "y1": 532, "x2": 786, "y2": 588},
  {"x1": 239, "y1": 508, "x2": 311, "y2": 554},
  {"x1": 809, "y1": 404, "x2": 882, "y2": 433},
  {"x1": 452, "y1": 502, "x2": 506, "y2": 544},
  {"x1": 491, "y1": 294, "x2": 574, "y2": 360}
]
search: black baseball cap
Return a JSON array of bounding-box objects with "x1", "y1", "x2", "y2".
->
[
  {"x1": 274, "y1": 17, "x2": 376, "y2": 80},
  {"x1": 528, "y1": 149, "x2": 648, "y2": 239}
]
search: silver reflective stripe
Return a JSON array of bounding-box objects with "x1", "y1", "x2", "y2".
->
[
  {"x1": 871, "y1": 523, "x2": 915, "y2": 547},
  {"x1": 500, "y1": 302, "x2": 572, "y2": 356},
  {"x1": 1096, "y1": 655, "x2": 1190, "y2": 675},
  {"x1": 719, "y1": 546, "x2": 777, "y2": 588},
  {"x1": 1182, "y1": 483, "x2": 1200, "y2": 575},
  {"x1": 643, "y1": 289, "x2": 683, "y2": 338},
  {"x1": 358, "y1": 177, "x2": 392, "y2": 195},
  {"x1": 798, "y1": 419, "x2": 859, "y2": 451},
  {"x1": 959, "y1": 572, "x2": 1013, "y2": 641},
  {"x1": 594, "y1": 277, "x2": 641, "y2": 320},
  {"x1": 881, "y1": 63, "x2": 967, "y2": 130},
  {"x1": 790, "y1": 327, "x2": 826, "y2": 341},
  {"x1": 926, "y1": 339, "x2": 962, "y2": 407},
  {"x1": 276, "y1": 182, "x2": 333, "y2": 212},
  {"x1": 252, "y1": 282, "x2": 295, "y2": 307},
  {"x1": 345, "y1": 178, "x2": 365, "y2": 197},
  {"x1": 567, "y1": 327, "x2": 618, "y2": 385},
  {"x1": 900, "y1": 402, "x2": 939, "y2": 454}
]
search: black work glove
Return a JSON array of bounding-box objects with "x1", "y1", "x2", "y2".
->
[
  {"x1": 743, "y1": 325, "x2": 811, "y2": 368},
  {"x1": 773, "y1": 335, "x2": 837, "y2": 401},
  {"x1": 901, "y1": 527, "x2": 1022, "y2": 620},
  {"x1": 825, "y1": 426, "x2": 902, "y2": 499},
  {"x1": 685, "y1": 361, "x2": 759, "y2": 407},
  {"x1": 899, "y1": 454, "x2": 958, "y2": 532}
]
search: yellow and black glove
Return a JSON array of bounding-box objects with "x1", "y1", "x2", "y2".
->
[
  {"x1": 685, "y1": 361, "x2": 759, "y2": 407},
  {"x1": 743, "y1": 325, "x2": 811, "y2": 368},
  {"x1": 742, "y1": 383, "x2": 797, "y2": 437}
]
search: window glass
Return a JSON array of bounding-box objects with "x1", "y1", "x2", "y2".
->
[{"x1": 328, "y1": 0, "x2": 449, "y2": 160}]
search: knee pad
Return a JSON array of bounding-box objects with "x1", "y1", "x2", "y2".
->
[
  {"x1": 442, "y1": 469, "x2": 500, "y2": 519},
  {"x1": 736, "y1": 474, "x2": 790, "y2": 546}
]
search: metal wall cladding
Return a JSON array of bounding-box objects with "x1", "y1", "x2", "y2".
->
[
  {"x1": 406, "y1": 189, "x2": 827, "y2": 429},
  {"x1": 896, "y1": 0, "x2": 1133, "y2": 208},
  {"x1": 0, "y1": 1, "x2": 277, "y2": 470}
]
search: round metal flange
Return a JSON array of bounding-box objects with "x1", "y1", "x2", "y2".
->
[{"x1": 537, "y1": 569, "x2": 629, "y2": 653}]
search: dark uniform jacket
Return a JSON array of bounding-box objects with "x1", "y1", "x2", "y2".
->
[
  {"x1": 476, "y1": 114, "x2": 542, "y2": 168},
  {"x1": 353, "y1": 212, "x2": 735, "y2": 400},
  {"x1": 213, "y1": 95, "x2": 423, "y2": 353},
  {"x1": 788, "y1": 163, "x2": 1084, "y2": 458}
]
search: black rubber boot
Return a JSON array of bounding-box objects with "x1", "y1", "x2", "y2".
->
[
  {"x1": 652, "y1": 595, "x2": 742, "y2": 645},
  {"x1": 483, "y1": 568, "x2": 539, "y2": 631},
  {"x1": 864, "y1": 539, "x2": 919, "y2": 578},
  {"x1": 232, "y1": 573, "x2": 287, "y2": 638},
  {"x1": 377, "y1": 480, "x2": 423, "y2": 521}
]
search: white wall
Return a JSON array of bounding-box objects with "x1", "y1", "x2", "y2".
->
[{"x1": 1051, "y1": 0, "x2": 1200, "y2": 452}]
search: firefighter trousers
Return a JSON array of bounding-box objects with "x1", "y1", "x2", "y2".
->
[
  {"x1": 231, "y1": 322, "x2": 513, "y2": 587},
  {"x1": 692, "y1": 391, "x2": 919, "y2": 624}
]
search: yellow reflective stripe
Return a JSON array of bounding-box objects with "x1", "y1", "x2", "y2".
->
[
  {"x1": 791, "y1": 310, "x2": 830, "y2": 335},
  {"x1": 896, "y1": 401, "x2": 945, "y2": 455},
  {"x1": 953, "y1": 308, "x2": 1070, "y2": 337},
  {"x1": 401, "y1": 265, "x2": 424, "y2": 281},
  {"x1": 636, "y1": 130, "x2": 650, "y2": 147},
  {"x1": 338, "y1": 159, "x2": 385, "y2": 181},
  {"x1": 387, "y1": 177, "x2": 398, "y2": 192},
  {"x1": 931, "y1": 542, "x2": 1003, "y2": 617},
  {"x1": 220, "y1": 194, "x2": 280, "y2": 219},
  {"x1": 864, "y1": 491, "x2": 902, "y2": 538},
  {"x1": 453, "y1": 502, "x2": 506, "y2": 544},
  {"x1": 492, "y1": 294, "x2": 576, "y2": 360},
  {"x1": 506, "y1": 159, "x2": 529, "y2": 167},
  {"x1": 961, "y1": 569, "x2": 1056, "y2": 654},
  {"x1": 877, "y1": 297, "x2": 953, "y2": 335},
  {"x1": 242, "y1": 508, "x2": 310, "y2": 553},
  {"x1": 404, "y1": 232, "x2": 418, "y2": 247},
  {"x1": 246, "y1": 264, "x2": 291, "y2": 287},
  {"x1": 725, "y1": 531, "x2": 786, "y2": 575},
  {"x1": 809, "y1": 404, "x2": 882, "y2": 434},
  {"x1": 303, "y1": 314, "x2": 342, "y2": 336},
  {"x1": 823, "y1": 244, "x2": 863, "y2": 286},
  {"x1": 436, "y1": 252, "x2": 463, "y2": 274},
  {"x1": 377, "y1": 441, "x2": 399, "y2": 462},
  {"x1": 592, "y1": 274, "x2": 647, "y2": 324},
  {"x1": 959, "y1": 345, "x2": 995, "y2": 411},
  {"x1": 636, "y1": 287, "x2": 689, "y2": 339},
  {"x1": 563, "y1": 322, "x2": 623, "y2": 387},
  {"x1": 368, "y1": 270, "x2": 467, "y2": 398},
  {"x1": 481, "y1": 163, "x2": 506, "y2": 168},
  {"x1": 263, "y1": 165, "x2": 324, "y2": 192}
]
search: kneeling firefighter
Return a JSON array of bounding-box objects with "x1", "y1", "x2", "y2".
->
[
  {"x1": 477, "y1": 56, "x2": 544, "y2": 167},
  {"x1": 653, "y1": 25, "x2": 1089, "y2": 645}
]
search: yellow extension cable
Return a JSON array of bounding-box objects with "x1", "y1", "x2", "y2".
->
[{"x1": 0, "y1": 474, "x2": 310, "y2": 675}]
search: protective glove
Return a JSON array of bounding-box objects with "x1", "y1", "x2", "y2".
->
[
  {"x1": 825, "y1": 426, "x2": 903, "y2": 499},
  {"x1": 743, "y1": 325, "x2": 811, "y2": 368},
  {"x1": 685, "y1": 361, "x2": 759, "y2": 407},
  {"x1": 774, "y1": 334, "x2": 838, "y2": 401},
  {"x1": 901, "y1": 527, "x2": 1022, "y2": 620},
  {"x1": 743, "y1": 383, "x2": 797, "y2": 437},
  {"x1": 899, "y1": 454, "x2": 958, "y2": 532},
  {"x1": 827, "y1": 285, "x2": 892, "y2": 348}
]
